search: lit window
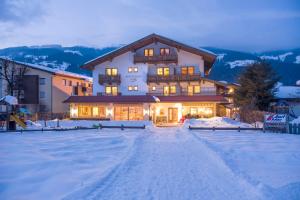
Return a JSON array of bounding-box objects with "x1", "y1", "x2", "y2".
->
[
  {"x1": 188, "y1": 86, "x2": 193, "y2": 96},
  {"x1": 106, "y1": 68, "x2": 118, "y2": 76},
  {"x1": 163, "y1": 86, "x2": 170, "y2": 96},
  {"x1": 194, "y1": 85, "x2": 201, "y2": 93},
  {"x1": 105, "y1": 86, "x2": 112, "y2": 94},
  {"x1": 188, "y1": 66, "x2": 194, "y2": 75},
  {"x1": 152, "y1": 86, "x2": 156, "y2": 91},
  {"x1": 92, "y1": 107, "x2": 99, "y2": 117},
  {"x1": 157, "y1": 67, "x2": 169, "y2": 76},
  {"x1": 181, "y1": 66, "x2": 194, "y2": 75},
  {"x1": 157, "y1": 68, "x2": 163, "y2": 75},
  {"x1": 106, "y1": 86, "x2": 118, "y2": 95},
  {"x1": 144, "y1": 48, "x2": 154, "y2": 56},
  {"x1": 170, "y1": 86, "x2": 176, "y2": 94},
  {"x1": 128, "y1": 67, "x2": 138, "y2": 73},
  {"x1": 112, "y1": 86, "x2": 118, "y2": 95},
  {"x1": 190, "y1": 107, "x2": 198, "y2": 115},
  {"x1": 128, "y1": 86, "x2": 138, "y2": 91},
  {"x1": 160, "y1": 48, "x2": 170, "y2": 56}
]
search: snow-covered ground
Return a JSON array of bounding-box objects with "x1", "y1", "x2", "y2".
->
[{"x1": 1, "y1": 119, "x2": 300, "y2": 200}]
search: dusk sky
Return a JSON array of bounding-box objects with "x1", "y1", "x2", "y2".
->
[{"x1": 0, "y1": 0, "x2": 299, "y2": 52}]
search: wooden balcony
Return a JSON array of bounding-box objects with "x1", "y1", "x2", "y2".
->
[
  {"x1": 134, "y1": 54, "x2": 178, "y2": 64},
  {"x1": 147, "y1": 74, "x2": 202, "y2": 83},
  {"x1": 98, "y1": 74, "x2": 121, "y2": 85}
]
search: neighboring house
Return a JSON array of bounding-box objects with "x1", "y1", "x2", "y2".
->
[
  {"x1": 0, "y1": 58, "x2": 92, "y2": 116},
  {"x1": 272, "y1": 85, "x2": 300, "y2": 118},
  {"x1": 64, "y1": 34, "x2": 233, "y2": 123}
]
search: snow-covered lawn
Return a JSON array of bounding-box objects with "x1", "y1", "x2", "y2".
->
[{"x1": 1, "y1": 120, "x2": 300, "y2": 199}]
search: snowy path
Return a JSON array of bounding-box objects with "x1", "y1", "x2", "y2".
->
[{"x1": 65, "y1": 128, "x2": 264, "y2": 200}]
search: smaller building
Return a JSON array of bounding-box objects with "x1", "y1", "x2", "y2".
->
[
  {"x1": 0, "y1": 58, "x2": 92, "y2": 117},
  {"x1": 272, "y1": 85, "x2": 300, "y2": 118}
]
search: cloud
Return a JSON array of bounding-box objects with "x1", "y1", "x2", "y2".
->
[{"x1": 0, "y1": 0, "x2": 46, "y2": 24}]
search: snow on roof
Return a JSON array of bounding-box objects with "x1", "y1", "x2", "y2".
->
[
  {"x1": 275, "y1": 86, "x2": 300, "y2": 99},
  {"x1": 0, "y1": 57, "x2": 92, "y2": 82},
  {"x1": 0, "y1": 95, "x2": 18, "y2": 105}
]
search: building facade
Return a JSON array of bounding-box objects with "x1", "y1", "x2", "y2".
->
[
  {"x1": 0, "y1": 58, "x2": 92, "y2": 116},
  {"x1": 65, "y1": 34, "x2": 233, "y2": 123}
]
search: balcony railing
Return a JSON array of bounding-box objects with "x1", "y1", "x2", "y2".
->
[
  {"x1": 98, "y1": 74, "x2": 121, "y2": 85},
  {"x1": 147, "y1": 90, "x2": 218, "y2": 97},
  {"x1": 134, "y1": 54, "x2": 178, "y2": 64},
  {"x1": 147, "y1": 74, "x2": 202, "y2": 83}
]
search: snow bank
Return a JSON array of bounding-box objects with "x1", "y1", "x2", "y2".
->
[
  {"x1": 184, "y1": 117, "x2": 253, "y2": 128},
  {"x1": 26, "y1": 119, "x2": 153, "y2": 129},
  {"x1": 275, "y1": 86, "x2": 300, "y2": 99}
]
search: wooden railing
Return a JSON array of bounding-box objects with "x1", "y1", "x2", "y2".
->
[
  {"x1": 147, "y1": 74, "x2": 202, "y2": 83},
  {"x1": 147, "y1": 89, "x2": 218, "y2": 96},
  {"x1": 134, "y1": 54, "x2": 178, "y2": 64},
  {"x1": 98, "y1": 74, "x2": 121, "y2": 85}
]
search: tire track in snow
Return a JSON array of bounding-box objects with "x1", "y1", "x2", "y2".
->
[
  {"x1": 62, "y1": 131, "x2": 150, "y2": 200},
  {"x1": 189, "y1": 130, "x2": 271, "y2": 198}
]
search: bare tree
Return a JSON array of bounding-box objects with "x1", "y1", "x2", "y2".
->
[{"x1": 0, "y1": 58, "x2": 28, "y2": 99}]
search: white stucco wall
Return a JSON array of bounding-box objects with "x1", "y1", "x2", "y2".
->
[
  {"x1": 92, "y1": 43, "x2": 206, "y2": 96},
  {"x1": 177, "y1": 50, "x2": 205, "y2": 76},
  {"x1": 93, "y1": 52, "x2": 148, "y2": 95}
]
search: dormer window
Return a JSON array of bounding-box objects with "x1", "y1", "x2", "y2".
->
[
  {"x1": 144, "y1": 48, "x2": 154, "y2": 57},
  {"x1": 160, "y1": 48, "x2": 170, "y2": 56}
]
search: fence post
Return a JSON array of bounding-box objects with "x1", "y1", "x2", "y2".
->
[
  {"x1": 238, "y1": 126, "x2": 240, "y2": 132},
  {"x1": 213, "y1": 127, "x2": 215, "y2": 131},
  {"x1": 44, "y1": 120, "x2": 47, "y2": 127},
  {"x1": 121, "y1": 124, "x2": 124, "y2": 131},
  {"x1": 297, "y1": 124, "x2": 300, "y2": 134},
  {"x1": 57, "y1": 120, "x2": 60, "y2": 128},
  {"x1": 99, "y1": 123, "x2": 102, "y2": 129}
]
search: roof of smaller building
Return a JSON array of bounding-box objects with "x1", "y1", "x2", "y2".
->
[
  {"x1": 275, "y1": 86, "x2": 300, "y2": 99},
  {"x1": 0, "y1": 57, "x2": 92, "y2": 82},
  {"x1": 64, "y1": 95, "x2": 159, "y2": 103},
  {"x1": 64, "y1": 95, "x2": 227, "y2": 103}
]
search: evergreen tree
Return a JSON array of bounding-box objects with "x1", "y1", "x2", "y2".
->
[{"x1": 234, "y1": 61, "x2": 279, "y2": 111}]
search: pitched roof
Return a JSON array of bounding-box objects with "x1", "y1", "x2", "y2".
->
[
  {"x1": 0, "y1": 57, "x2": 92, "y2": 81},
  {"x1": 63, "y1": 95, "x2": 227, "y2": 103},
  {"x1": 81, "y1": 33, "x2": 216, "y2": 71},
  {"x1": 64, "y1": 95, "x2": 159, "y2": 103}
]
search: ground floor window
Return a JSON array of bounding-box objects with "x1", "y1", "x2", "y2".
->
[
  {"x1": 114, "y1": 105, "x2": 143, "y2": 120},
  {"x1": 78, "y1": 105, "x2": 106, "y2": 118}
]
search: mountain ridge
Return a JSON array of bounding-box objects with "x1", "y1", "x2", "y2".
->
[{"x1": 0, "y1": 45, "x2": 299, "y2": 85}]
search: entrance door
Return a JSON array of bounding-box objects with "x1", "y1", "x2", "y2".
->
[{"x1": 168, "y1": 108, "x2": 178, "y2": 123}]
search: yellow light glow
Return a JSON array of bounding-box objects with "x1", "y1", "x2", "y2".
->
[{"x1": 70, "y1": 107, "x2": 78, "y2": 117}]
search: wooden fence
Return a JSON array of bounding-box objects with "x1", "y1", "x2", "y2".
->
[
  {"x1": 0, "y1": 124, "x2": 146, "y2": 133},
  {"x1": 189, "y1": 126, "x2": 264, "y2": 132},
  {"x1": 289, "y1": 123, "x2": 300, "y2": 134}
]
